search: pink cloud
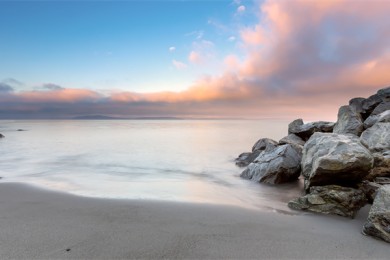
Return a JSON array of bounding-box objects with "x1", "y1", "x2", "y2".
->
[{"x1": 1, "y1": 0, "x2": 390, "y2": 120}]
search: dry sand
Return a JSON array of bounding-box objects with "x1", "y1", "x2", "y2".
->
[{"x1": 0, "y1": 182, "x2": 388, "y2": 259}]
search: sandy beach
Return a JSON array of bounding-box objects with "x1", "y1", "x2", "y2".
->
[{"x1": 0, "y1": 183, "x2": 388, "y2": 259}]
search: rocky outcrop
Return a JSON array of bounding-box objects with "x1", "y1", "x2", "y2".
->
[
  {"x1": 241, "y1": 144, "x2": 302, "y2": 184},
  {"x1": 288, "y1": 185, "x2": 367, "y2": 218},
  {"x1": 364, "y1": 153, "x2": 390, "y2": 181},
  {"x1": 363, "y1": 110, "x2": 390, "y2": 129},
  {"x1": 360, "y1": 123, "x2": 390, "y2": 153},
  {"x1": 359, "y1": 181, "x2": 382, "y2": 203},
  {"x1": 251, "y1": 138, "x2": 278, "y2": 152},
  {"x1": 333, "y1": 105, "x2": 364, "y2": 136},
  {"x1": 235, "y1": 151, "x2": 261, "y2": 167},
  {"x1": 363, "y1": 185, "x2": 390, "y2": 243},
  {"x1": 371, "y1": 102, "x2": 390, "y2": 116},
  {"x1": 349, "y1": 97, "x2": 365, "y2": 114},
  {"x1": 301, "y1": 133, "x2": 373, "y2": 190},
  {"x1": 235, "y1": 85, "x2": 389, "y2": 243},
  {"x1": 279, "y1": 134, "x2": 305, "y2": 147},
  {"x1": 288, "y1": 119, "x2": 334, "y2": 140}
]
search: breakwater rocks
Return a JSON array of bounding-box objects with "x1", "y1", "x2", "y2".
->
[{"x1": 235, "y1": 86, "x2": 390, "y2": 243}]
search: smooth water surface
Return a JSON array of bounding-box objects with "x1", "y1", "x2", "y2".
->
[{"x1": 0, "y1": 120, "x2": 303, "y2": 212}]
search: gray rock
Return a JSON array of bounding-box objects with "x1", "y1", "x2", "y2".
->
[
  {"x1": 371, "y1": 102, "x2": 390, "y2": 116},
  {"x1": 364, "y1": 153, "x2": 390, "y2": 182},
  {"x1": 251, "y1": 138, "x2": 278, "y2": 152},
  {"x1": 241, "y1": 144, "x2": 302, "y2": 184},
  {"x1": 288, "y1": 119, "x2": 335, "y2": 140},
  {"x1": 235, "y1": 151, "x2": 261, "y2": 167},
  {"x1": 302, "y1": 133, "x2": 373, "y2": 190},
  {"x1": 349, "y1": 97, "x2": 365, "y2": 114},
  {"x1": 288, "y1": 185, "x2": 367, "y2": 218},
  {"x1": 362, "y1": 94, "x2": 382, "y2": 117},
  {"x1": 377, "y1": 86, "x2": 390, "y2": 102},
  {"x1": 363, "y1": 185, "x2": 390, "y2": 243},
  {"x1": 360, "y1": 123, "x2": 390, "y2": 153},
  {"x1": 279, "y1": 134, "x2": 305, "y2": 147},
  {"x1": 288, "y1": 119, "x2": 304, "y2": 135},
  {"x1": 364, "y1": 110, "x2": 390, "y2": 129},
  {"x1": 333, "y1": 105, "x2": 364, "y2": 136},
  {"x1": 359, "y1": 181, "x2": 382, "y2": 203},
  {"x1": 0, "y1": 133, "x2": 4, "y2": 138}
]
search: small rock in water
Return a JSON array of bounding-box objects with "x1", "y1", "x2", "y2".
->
[{"x1": 0, "y1": 133, "x2": 4, "y2": 138}]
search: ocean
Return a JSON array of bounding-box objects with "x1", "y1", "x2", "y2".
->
[{"x1": 0, "y1": 120, "x2": 303, "y2": 212}]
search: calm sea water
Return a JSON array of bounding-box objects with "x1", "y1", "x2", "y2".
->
[{"x1": 0, "y1": 120, "x2": 303, "y2": 212}]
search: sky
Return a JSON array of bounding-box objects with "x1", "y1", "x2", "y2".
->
[{"x1": 0, "y1": 0, "x2": 390, "y2": 120}]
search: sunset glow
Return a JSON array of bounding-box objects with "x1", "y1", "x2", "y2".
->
[{"x1": 1, "y1": 0, "x2": 389, "y2": 120}]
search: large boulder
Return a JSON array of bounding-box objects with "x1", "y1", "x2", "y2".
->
[
  {"x1": 371, "y1": 101, "x2": 390, "y2": 116},
  {"x1": 359, "y1": 181, "x2": 382, "y2": 204},
  {"x1": 360, "y1": 123, "x2": 390, "y2": 153},
  {"x1": 235, "y1": 151, "x2": 261, "y2": 167},
  {"x1": 377, "y1": 86, "x2": 390, "y2": 102},
  {"x1": 333, "y1": 105, "x2": 364, "y2": 136},
  {"x1": 363, "y1": 185, "x2": 390, "y2": 243},
  {"x1": 363, "y1": 110, "x2": 390, "y2": 129},
  {"x1": 362, "y1": 94, "x2": 382, "y2": 118},
  {"x1": 241, "y1": 144, "x2": 302, "y2": 184},
  {"x1": 288, "y1": 119, "x2": 334, "y2": 140},
  {"x1": 349, "y1": 97, "x2": 365, "y2": 114},
  {"x1": 302, "y1": 133, "x2": 373, "y2": 191},
  {"x1": 251, "y1": 138, "x2": 278, "y2": 152},
  {"x1": 288, "y1": 185, "x2": 367, "y2": 218},
  {"x1": 364, "y1": 153, "x2": 390, "y2": 181},
  {"x1": 279, "y1": 134, "x2": 305, "y2": 147}
]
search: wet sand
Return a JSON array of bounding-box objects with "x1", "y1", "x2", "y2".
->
[{"x1": 0, "y1": 182, "x2": 388, "y2": 259}]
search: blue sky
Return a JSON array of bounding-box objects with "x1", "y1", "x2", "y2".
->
[
  {"x1": 0, "y1": 0, "x2": 389, "y2": 119},
  {"x1": 0, "y1": 0, "x2": 254, "y2": 93}
]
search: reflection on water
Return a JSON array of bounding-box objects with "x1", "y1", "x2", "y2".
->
[{"x1": 0, "y1": 119, "x2": 304, "y2": 212}]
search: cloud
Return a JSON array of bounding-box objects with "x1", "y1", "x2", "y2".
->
[
  {"x1": 172, "y1": 59, "x2": 187, "y2": 70},
  {"x1": 237, "y1": 5, "x2": 246, "y2": 13},
  {"x1": 169, "y1": 46, "x2": 176, "y2": 52},
  {"x1": 0, "y1": 83, "x2": 14, "y2": 93},
  {"x1": 228, "y1": 36, "x2": 236, "y2": 42},
  {"x1": 1, "y1": 0, "x2": 390, "y2": 120},
  {"x1": 41, "y1": 83, "x2": 65, "y2": 90},
  {"x1": 188, "y1": 40, "x2": 215, "y2": 65}
]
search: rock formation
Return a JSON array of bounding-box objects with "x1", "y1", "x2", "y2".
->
[{"x1": 235, "y1": 86, "x2": 390, "y2": 243}]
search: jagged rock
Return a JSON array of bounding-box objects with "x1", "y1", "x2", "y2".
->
[
  {"x1": 360, "y1": 123, "x2": 390, "y2": 153},
  {"x1": 279, "y1": 134, "x2": 305, "y2": 147},
  {"x1": 365, "y1": 153, "x2": 390, "y2": 181},
  {"x1": 241, "y1": 144, "x2": 302, "y2": 184},
  {"x1": 362, "y1": 94, "x2": 382, "y2": 118},
  {"x1": 375, "y1": 177, "x2": 390, "y2": 185},
  {"x1": 235, "y1": 151, "x2": 261, "y2": 167},
  {"x1": 288, "y1": 119, "x2": 304, "y2": 134},
  {"x1": 288, "y1": 185, "x2": 367, "y2": 218},
  {"x1": 364, "y1": 110, "x2": 390, "y2": 129},
  {"x1": 371, "y1": 102, "x2": 390, "y2": 116},
  {"x1": 251, "y1": 138, "x2": 278, "y2": 152},
  {"x1": 359, "y1": 181, "x2": 382, "y2": 203},
  {"x1": 377, "y1": 86, "x2": 390, "y2": 102},
  {"x1": 288, "y1": 119, "x2": 334, "y2": 140},
  {"x1": 349, "y1": 97, "x2": 365, "y2": 114},
  {"x1": 333, "y1": 105, "x2": 364, "y2": 136},
  {"x1": 363, "y1": 185, "x2": 390, "y2": 243},
  {"x1": 302, "y1": 133, "x2": 373, "y2": 190}
]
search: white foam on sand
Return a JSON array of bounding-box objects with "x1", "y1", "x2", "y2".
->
[{"x1": 0, "y1": 182, "x2": 388, "y2": 259}]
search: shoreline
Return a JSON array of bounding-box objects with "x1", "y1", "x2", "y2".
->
[{"x1": 0, "y1": 182, "x2": 388, "y2": 259}]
